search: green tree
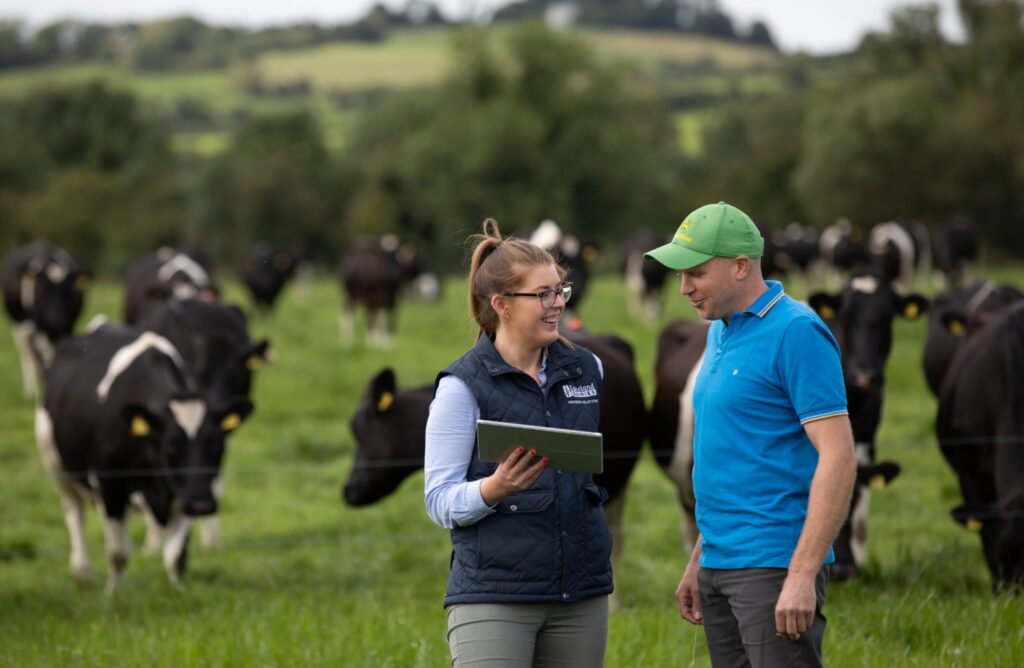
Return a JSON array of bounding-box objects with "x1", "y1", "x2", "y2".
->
[{"x1": 340, "y1": 23, "x2": 684, "y2": 268}]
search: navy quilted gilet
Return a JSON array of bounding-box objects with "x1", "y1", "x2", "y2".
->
[{"x1": 436, "y1": 334, "x2": 613, "y2": 607}]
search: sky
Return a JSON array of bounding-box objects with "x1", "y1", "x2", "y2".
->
[{"x1": 0, "y1": 0, "x2": 965, "y2": 55}]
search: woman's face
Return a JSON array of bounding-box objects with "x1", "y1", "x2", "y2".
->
[{"x1": 499, "y1": 263, "x2": 565, "y2": 349}]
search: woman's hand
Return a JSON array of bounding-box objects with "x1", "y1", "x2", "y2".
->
[{"x1": 479, "y1": 447, "x2": 548, "y2": 505}]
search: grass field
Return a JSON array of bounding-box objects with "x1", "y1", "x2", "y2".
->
[{"x1": 0, "y1": 268, "x2": 1021, "y2": 666}]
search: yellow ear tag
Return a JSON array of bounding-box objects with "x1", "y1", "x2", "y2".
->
[
  {"x1": 949, "y1": 319, "x2": 966, "y2": 336},
  {"x1": 582, "y1": 246, "x2": 600, "y2": 263},
  {"x1": 377, "y1": 392, "x2": 394, "y2": 413},
  {"x1": 246, "y1": 355, "x2": 263, "y2": 371},
  {"x1": 869, "y1": 475, "x2": 887, "y2": 491},
  {"x1": 820, "y1": 305, "x2": 835, "y2": 319},
  {"x1": 965, "y1": 517, "x2": 983, "y2": 533},
  {"x1": 131, "y1": 415, "x2": 151, "y2": 437},
  {"x1": 75, "y1": 275, "x2": 92, "y2": 290},
  {"x1": 221, "y1": 413, "x2": 241, "y2": 431},
  {"x1": 904, "y1": 302, "x2": 920, "y2": 319}
]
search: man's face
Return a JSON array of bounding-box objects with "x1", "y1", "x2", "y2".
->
[{"x1": 678, "y1": 257, "x2": 740, "y2": 321}]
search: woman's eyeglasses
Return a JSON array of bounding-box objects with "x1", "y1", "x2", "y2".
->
[{"x1": 502, "y1": 283, "x2": 573, "y2": 308}]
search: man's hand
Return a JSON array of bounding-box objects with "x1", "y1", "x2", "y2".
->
[
  {"x1": 480, "y1": 446, "x2": 547, "y2": 505},
  {"x1": 675, "y1": 565, "x2": 703, "y2": 625},
  {"x1": 774, "y1": 572, "x2": 816, "y2": 640}
]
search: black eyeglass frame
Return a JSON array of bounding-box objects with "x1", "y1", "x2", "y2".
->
[{"x1": 502, "y1": 283, "x2": 573, "y2": 308}]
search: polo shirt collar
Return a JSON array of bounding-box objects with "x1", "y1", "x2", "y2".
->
[{"x1": 743, "y1": 280, "x2": 785, "y2": 318}]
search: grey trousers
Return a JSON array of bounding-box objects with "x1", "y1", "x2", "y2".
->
[
  {"x1": 446, "y1": 596, "x2": 609, "y2": 667},
  {"x1": 698, "y1": 567, "x2": 828, "y2": 668}
]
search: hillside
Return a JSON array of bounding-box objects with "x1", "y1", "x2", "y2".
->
[{"x1": 0, "y1": 26, "x2": 783, "y2": 155}]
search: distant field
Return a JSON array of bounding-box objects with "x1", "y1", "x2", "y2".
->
[
  {"x1": 0, "y1": 26, "x2": 780, "y2": 156},
  {"x1": 0, "y1": 267, "x2": 1021, "y2": 666}
]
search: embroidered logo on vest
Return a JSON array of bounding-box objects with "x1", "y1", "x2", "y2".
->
[{"x1": 563, "y1": 383, "x2": 598, "y2": 399}]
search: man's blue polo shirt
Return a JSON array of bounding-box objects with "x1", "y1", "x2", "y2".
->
[{"x1": 692, "y1": 280, "x2": 847, "y2": 569}]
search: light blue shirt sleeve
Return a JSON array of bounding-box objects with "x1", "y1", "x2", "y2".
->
[
  {"x1": 424, "y1": 375, "x2": 492, "y2": 529},
  {"x1": 423, "y1": 348, "x2": 603, "y2": 530}
]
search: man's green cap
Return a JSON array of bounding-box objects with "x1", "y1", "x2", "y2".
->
[{"x1": 645, "y1": 201, "x2": 764, "y2": 270}]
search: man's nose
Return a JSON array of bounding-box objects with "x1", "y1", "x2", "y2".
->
[{"x1": 679, "y1": 274, "x2": 693, "y2": 295}]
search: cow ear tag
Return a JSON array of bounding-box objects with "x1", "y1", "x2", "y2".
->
[
  {"x1": 246, "y1": 355, "x2": 263, "y2": 371},
  {"x1": 377, "y1": 392, "x2": 394, "y2": 413},
  {"x1": 965, "y1": 517, "x2": 983, "y2": 532},
  {"x1": 869, "y1": 475, "x2": 887, "y2": 491},
  {"x1": 819, "y1": 305, "x2": 835, "y2": 319},
  {"x1": 948, "y1": 318, "x2": 966, "y2": 336},
  {"x1": 582, "y1": 246, "x2": 600, "y2": 263},
  {"x1": 903, "y1": 302, "x2": 920, "y2": 319},
  {"x1": 131, "y1": 415, "x2": 151, "y2": 437},
  {"x1": 221, "y1": 413, "x2": 241, "y2": 432}
]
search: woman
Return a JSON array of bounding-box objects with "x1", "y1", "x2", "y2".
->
[{"x1": 425, "y1": 219, "x2": 613, "y2": 667}]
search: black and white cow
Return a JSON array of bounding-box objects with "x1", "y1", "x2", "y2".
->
[
  {"x1": 649, "y1": 319, "x2": 710, "y2": 549},
  {"x1": 937, "y1": 300, "x2": 1024, "y2": 589},
  {"x1": 241, "y1": 243, "x2": 302, "y2": 314},
  {"x1": 808, "y1": 272, "x2": 929, "y2": 579},
  {"x1": 337, "y1": 236, "x2": 410, "y2": 348},
  {"x1": 931, "y1": 216, "x2": 979, "y2": 290},
  {"x1": 1, "y1": 242, "x2": 90, "y2": 396},
  {"x1": 922, "y1": 281, "x2": 1023, "y2": 397},
  {"x1": 529, "y1": 220, "x2": 600, "y2": 328},
  {"x1": 37, "y1": 324, "x2": 252, "y2": 591},
  {"x1": 343, "y1": 331, "x2": 645, "y2": 570},
  {"x1": 123, "y1": 247, "x2": 218, "y2": 325},
  {"x1": 868, "y1": 220, "x2": 931, "y2": 288},
  {"x1": 622, "y1": 229, "x2": 672, "y2": 321},
  {"x1": 137, "y1": 298, "x2": 270, "y2": 548},
  {"x1": 819, "y1": 219, "x2": 870, "y2": 285},
  {"x1": 770, "y1": 223, "x2": 820, "y2": 278}
]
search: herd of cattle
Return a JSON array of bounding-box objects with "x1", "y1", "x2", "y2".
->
[{"x1": 2, "y1": 215, "x2": 1022, "y2": 595}]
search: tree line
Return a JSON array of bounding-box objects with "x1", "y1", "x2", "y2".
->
[{"x1": 1, "y1": 2, "x2": 1023, "y2": 275}]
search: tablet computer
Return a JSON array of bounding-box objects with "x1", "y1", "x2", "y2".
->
[{"x1": 476, "y1": 419, "x2": 603, "y2": 474}]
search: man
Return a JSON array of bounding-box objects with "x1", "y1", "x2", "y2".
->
[{"x1": 645, "y1": 202, "x2": 856, "y2": 667}]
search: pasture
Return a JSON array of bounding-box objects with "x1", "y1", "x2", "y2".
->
[{"x1": 0, "y1": 268, "x2": 1021, "y2": 666}]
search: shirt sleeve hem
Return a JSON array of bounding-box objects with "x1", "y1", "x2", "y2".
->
[{"x1": 799, "y1": 409, "x2": 849, "y2": 425}]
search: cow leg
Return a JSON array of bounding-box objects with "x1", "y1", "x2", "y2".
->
[
  {"x1": 61, "y1": 490, "x2": 92, "y2": 581},
  {"x1": 12, "y1": 322, "x2": 40, "y2": 397},
  {"x1": 34, "y1": 407, "x2": 91, "y2": 579},
  {"x1": 338, "y1": 306, "x2": 356, "y2": 347},
  {"x1": 849, "y1": 443, "x2": 873, "y2": 570},
  {"x1": 162, "y1": 514, "x2": 193, "y2": 587},
  {"x1": 131, "y1": 492, "x2": 163, "y2": 554},
  {"x1": 199, "y1": 475, "x2": 224, "y2": 548},
  {"x1": 33, "y1": 331, "x2": 55, "y2": 367},
  {"x1": 624, "y1": 254, "x2": 644, "y2": 319},
  {"x1": 603, "y1": 490, "x2": 627, "y2": 611},
  {"x1": 99, "y1": 511, "x2": 132, "y2": 594}
]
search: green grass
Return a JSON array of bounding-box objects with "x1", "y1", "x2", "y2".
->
[{"x1": 0, "y1": 268, "x2": 1021, "y2": 666}]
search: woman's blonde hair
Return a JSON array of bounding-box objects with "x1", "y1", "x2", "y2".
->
[{"x1": 467, "y1": 218, "x2": 567, "y2": 341}]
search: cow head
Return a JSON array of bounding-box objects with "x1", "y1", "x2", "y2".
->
[
  {"x1": 25, "y1": 258, "x2": 90, "y2": 341},
  {"x1": 809, "y1": 275, "x2": 929, "y2": 393},
  {"x1": 170, "y1": 395, "x2": 254, "y2": 518},
  {"x1": 344, "y1": 368, "x2": 427, "y2": 507},
  {"x1": 204, "y1": 337, "x2": 270, "y2": 407}
]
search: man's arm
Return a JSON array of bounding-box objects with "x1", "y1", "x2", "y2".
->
[
  {"x1": 675, "y1": 535, "x2": 703, "y2": 625},
  {"x1": 775, "y1": 414, "x2": 856, "y2": 639}
]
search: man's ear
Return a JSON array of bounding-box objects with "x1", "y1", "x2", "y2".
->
[{"x1": 733, "y1": 256, "x2": 751, "y2": 280}]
